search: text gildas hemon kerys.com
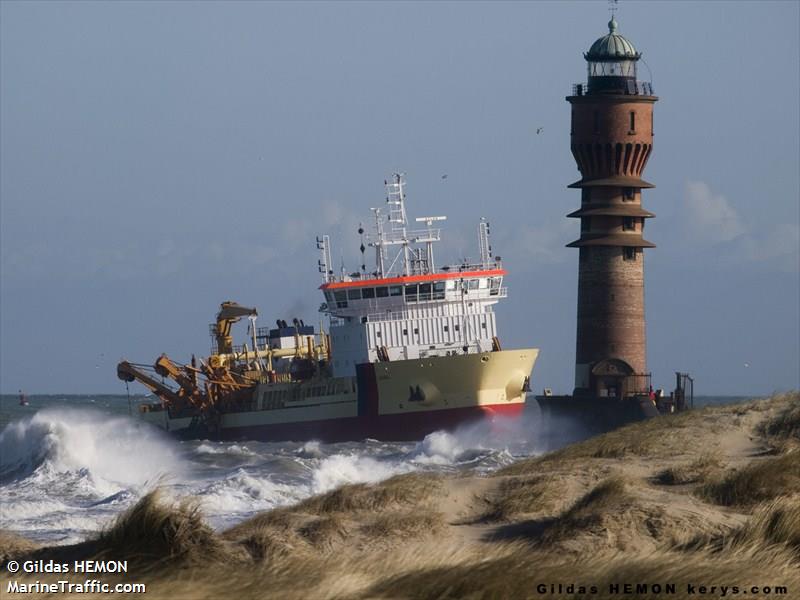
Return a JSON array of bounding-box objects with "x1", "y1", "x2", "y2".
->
[{"x1": 535, "y1": 582, "x2": 790, "y2": 596}]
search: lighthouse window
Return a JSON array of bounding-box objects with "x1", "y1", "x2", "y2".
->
[
  {"x1": 362, "y1": 287, "x2": 375, "y2": 299},
  {"x1": 582, "y1": 189, "x2": 591, "y2": 203},
  {"x1": 348, "y1": 289, "x2": 362, "y2": 300},
  {"x1": 405, "y1": 284, "x2": 418, "y2": 302},
  {"x1": 624, "y1": 187, "x2": 635, "y2": 201},
  {"x1": 623, "y1": 217, "x2": 636, "y2": 231},
  {"x1": 433, "y1": 282, "x2": 446, "y2": 300},
  {"x1": 593, "y1": 111, "x2": 599, "y2": 133},
  {"x1": 389, "y1": 285, "x2": 403, "y2": 296},
  {"x1": 376, "y1": 286, "x2": 389, "y2": 298},
  {"x1": 581, "y1": 217, "x2": 591, "y2": 232},
  {"x1": 623, "y1": 247, "x2": 637, "y2": 261},
  {"x1": 629, "y1": 111, "x2": 636, "y2": 132}
]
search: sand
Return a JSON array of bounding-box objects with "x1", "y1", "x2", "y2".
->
[{"x1": 1, "y1": 392, "x2": 798, "y2": 599}]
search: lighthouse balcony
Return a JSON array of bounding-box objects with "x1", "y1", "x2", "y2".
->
[{"x1": 572, "y1": 80, "x2": 654, "y2": 97}]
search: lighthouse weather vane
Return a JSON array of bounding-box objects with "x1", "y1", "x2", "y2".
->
[{"x1": 609, "y1": 0, "x2": 619, "y2": 18}]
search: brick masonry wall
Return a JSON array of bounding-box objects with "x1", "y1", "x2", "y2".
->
[{"x1": 576, "y1": 246, "x2": 646, "y2": 374}]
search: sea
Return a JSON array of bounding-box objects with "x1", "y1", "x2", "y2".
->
[{"x1": 0, "y1": 394, "x2": 751, "y2": 545}]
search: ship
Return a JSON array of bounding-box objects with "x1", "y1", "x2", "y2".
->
[{"x1": 117, "y1": 174, "x2": 538, "y2": 442}]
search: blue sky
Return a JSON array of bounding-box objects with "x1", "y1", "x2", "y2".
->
[{"x1": 1, "y1": 1, "x2": 798, "y2": 395}]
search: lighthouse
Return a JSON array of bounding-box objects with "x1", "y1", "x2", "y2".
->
[
  {"x1": 537, "y1": 16, "x2": 675, "y2": 438},
  {"x1": 567, "y1": 16, "x2": 657, "y2": 400}
]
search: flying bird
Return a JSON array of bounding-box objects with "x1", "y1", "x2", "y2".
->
[
  {"x1": 441, "y1": 174, "x2": 448, "y2": 180},
  {"x1": 536, "y1": 127, "x2": 544, "y2": 135}
]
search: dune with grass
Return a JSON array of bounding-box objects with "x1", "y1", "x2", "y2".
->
[{"x1": 2, "y1": 392, "x2": 798, "y2": 599}]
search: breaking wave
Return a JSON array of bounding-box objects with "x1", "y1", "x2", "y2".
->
[{"x1": 0, "y1": 409, "x2": 183, "y2": 489}]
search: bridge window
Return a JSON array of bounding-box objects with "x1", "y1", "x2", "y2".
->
[
  {"x1": 405, "y1": 284, "x2": 418, "y2": 302},
  {"x1": 333, "y1": 291, "x2": 348, "y2": 308},
  {"x1": 324, "y1": 291, "x2": 334, "y2": 302},
  {"x1": 468, "y1": 279, "x2": 479, "y2": 290},
  {"x1": 444, "y1": 325, "x2": 449, "y2": 332},
  {"x1": 362, "y1": 287, "x2": 375, "y2": 299},
  {"x1": 489, "y1": 277, "x2": 501, "y2": 296},
  {"x1": 348, "y1": 289, "x2": 362, "y2": 300},
  {"x1": 433, "y1": 282, "x2": 446, "y2": 300},
  {"x1": 389, "y1": 285, "x2": 403, "y2": 296},
  {"x1": 376, "y1": 286, "x2": 389, "y2": 298},
  {"x1": 419, "y1": 283, "x2": 432, "y2": 301}
]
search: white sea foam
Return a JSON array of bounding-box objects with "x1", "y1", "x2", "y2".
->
[
  {"x1": 195, "y1": 442, "x2": 254, "y2": 456},
  {"x1": 412, "y1": 430, "x2": 465, "y2": 465},
  {"x1": 311, "y1": 453, "x2": 411, "y2": 494},
  {"x1": 195, "y1": 468, "x2": 305, "y2": 514},
  {"x1": 296, "y1": 440, "x2": 324, "y2": 459}
]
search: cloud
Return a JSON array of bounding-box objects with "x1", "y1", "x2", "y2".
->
[
  {"x1": 506, "y1": 220, "x2": 574, "y2": 267},
  {"x1": 742, "y1": 223, "x2": 800, "y2": 269},
  {"x1": 682, "y1": 181, "x2": 799, "y2": 272},
  {"x1": 684, "y1": 181, "x2": 745, "y2": 243}
]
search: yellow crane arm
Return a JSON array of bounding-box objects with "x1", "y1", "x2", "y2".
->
[{"x1": 214, "y1": 301, "x2": 258, "y2": 354}]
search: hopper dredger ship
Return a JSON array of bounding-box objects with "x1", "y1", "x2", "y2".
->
[{"x1": 118, "y1": 174, "x2": 538, "y2": 442}]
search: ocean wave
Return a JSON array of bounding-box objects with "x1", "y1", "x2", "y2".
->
[{"x1": 0, "y1": 409, "x2": 184, "y2": 492}]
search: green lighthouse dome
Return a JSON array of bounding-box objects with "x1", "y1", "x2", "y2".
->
[{"x1": 585, "y1": 17, "x2": 641, "y2": 61}]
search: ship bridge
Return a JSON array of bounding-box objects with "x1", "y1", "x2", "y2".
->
[{"x1": 317, "y1": 174, "x2": 509, "y2": 377}]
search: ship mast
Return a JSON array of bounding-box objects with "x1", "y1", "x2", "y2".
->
[{"x1": 368, "y1": 173, "x2": 445, "y2": 278}]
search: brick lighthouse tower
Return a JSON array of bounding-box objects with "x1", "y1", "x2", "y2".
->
[
  {"x1": 566, "y1": 15, "x2": 657, "y2": 400},
  {"x1": 538, "y1": 15, "x2": 663, "y2": 435}
]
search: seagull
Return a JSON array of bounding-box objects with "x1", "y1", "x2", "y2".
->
[
  {"x1": 744, "y1": 363, "x2": 750, "y2": 368},
  {"x1": 536, "y1": 127, "x2": 544, "y2": 135},
  {"x1": 441, "y1": 174, "x2": 448, "y2": 180}
]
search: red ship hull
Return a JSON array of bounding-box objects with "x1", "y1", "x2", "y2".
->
[{"x1": 177, "y1": 403, "x2": 525, "y2": 443}]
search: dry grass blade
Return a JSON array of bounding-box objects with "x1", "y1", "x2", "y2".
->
[
  {"x1": 483, "y1": 475, "x2": 558, "y2": 521},
  {"x1": 361, "y1": 510, "x2": 444, "y2": 539},
  {"x1": 697, "y1": 452, "x2": 800, "y2": 507},
  {"x1": 759, "y1": 393, "x2": 800, "y2": 448},
  {"x1": 297, "y1": 472, "x2": 442, "y2": 515},
  {"x1": 655, "y1": 453, "x2": 724, "y2": 485},
  {"x1": 94, "y1": 490, "x2": 224, "y2": 568}
]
